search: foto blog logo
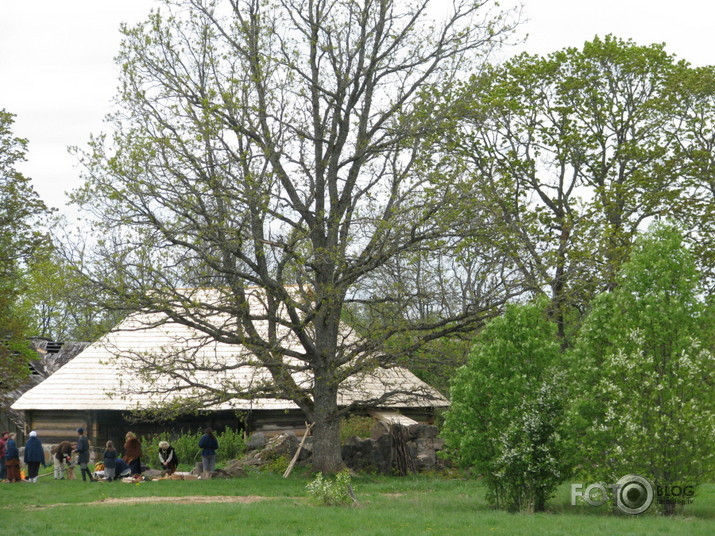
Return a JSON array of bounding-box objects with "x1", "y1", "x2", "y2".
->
[
  {"x1": 571, "y1": 474, "x2": 654, "y2": 515},
  {"x1": 571, "y1": 474, "x2": 695, "y2": 514}
]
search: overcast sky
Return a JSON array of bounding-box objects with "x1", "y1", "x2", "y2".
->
[{"x1": 1, "y1": 0, "x2": 714, "y2": 213}]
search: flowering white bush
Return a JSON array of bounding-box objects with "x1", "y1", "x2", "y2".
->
[
  {"x1": 572, "y1": 224, "x2": 715, "y2": 515},
  {"x1": 443, "y1": 300, "x2": 568, "y2": 512},
  {"x1": 306, "y1": 471, "x2": 356, "y2": 507}
]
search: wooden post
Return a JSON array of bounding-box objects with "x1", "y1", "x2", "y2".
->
[{"x1": 283, "y1": 422, "x2": 314, "y2": 478}]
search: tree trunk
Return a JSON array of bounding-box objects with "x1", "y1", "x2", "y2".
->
[
  {"x1": 662, "y1": 499, "x2": 677, "y2": 516},
  {"x1": 550, "y1": 219, "x2": 571, "y2": 346},
  {"x1": 309, "y1": 376, "x2": 345, "y2": 474},
  {"x1": 534, "y1": 491, "x2": 547, "y2": 513}
]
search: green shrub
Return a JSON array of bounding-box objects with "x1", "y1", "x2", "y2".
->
[
  {"x1": 141, "y1": 427, "x2": 246, "y2": 469},
  {"x1": 140, "y1": 430, "x2": 201, "y2": 469},
  {"x1": 261, "y1": 454, "x2": 290, "y2": 474},
  {"x1": 216, "y1": 427, "x2": 246, "y2": 461},
  {"x1": 443, "y1": 300, "x2": 568, "y2": 513},
  {"x1": 306, "y1": 471, "x2": 356, "y2": 506},
  {"x1": 339, "y1": 415, "x2": 374, "y2": 443}
]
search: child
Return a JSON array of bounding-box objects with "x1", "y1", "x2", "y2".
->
[{"x1": 103, "y1": 441, "x2": 118, "y2": 481}]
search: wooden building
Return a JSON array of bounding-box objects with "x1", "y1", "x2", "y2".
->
[
  {"x1": 12, "y1": 289, "x2": 448, "y2": 449},
  {"x1": 1, "y1": 340, "x2": 90, "y2": 443}
]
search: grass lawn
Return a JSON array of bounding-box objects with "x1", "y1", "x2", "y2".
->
[{"x1": 1, "y1": 471, "x2": 713, "y2": 536}]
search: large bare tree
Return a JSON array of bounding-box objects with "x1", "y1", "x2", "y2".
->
[{"x1": 71, "y1": 0, "x2": 518, "y2": 472}]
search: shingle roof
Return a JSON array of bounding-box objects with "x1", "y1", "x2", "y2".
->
[
  {"x1": 31, "y1": 339, "x2": 92, "y2": 374},
  {"x1": 12, "y1": 290, "x2": 448, "y2": 412}
]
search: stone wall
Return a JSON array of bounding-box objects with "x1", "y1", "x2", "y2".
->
[
  {"x1": 232, "y1": 424, "x2": 445, "y2": 476},
  {"x1": 341, "y1": 424, "x2": 445, "y2": 474}
]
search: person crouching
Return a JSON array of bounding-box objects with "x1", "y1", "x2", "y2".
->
[
  {"x1": 53, "y1": 440, "x2": 75, "y2": 479},
  {"x1": 158, "y1": 441, "x2": 179, "y2": 476}
]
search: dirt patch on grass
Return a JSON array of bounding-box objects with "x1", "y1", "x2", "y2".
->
[
  {"x1": 33, "y1": 495, "x2": 274, "y2": 509},
  {"x1": 100, "y1": 495, "x2": 271, "y2": 505}
]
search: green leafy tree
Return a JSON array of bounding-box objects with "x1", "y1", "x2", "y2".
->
[
  {"x1": 0, "y1": 109, "x2": 51, "y2": 401},
  {"x1": 667, "y1": 65, "x2": 715, "y2": 290},
  {"x1": 443, "y1": 36, "x2": 701, "y2": 342},
  {"x1": 21, "y1": 247, "x2": 121, "y2": 342},
  {"x1": 442, "y1": 300, "x2": 568, "y2": 512},
  {"x1": 572, "y1": 223, "x2": 715, "y2": 515},
  {"x1": 70, "y1": 0, "x2": 519, "y2": 473}
]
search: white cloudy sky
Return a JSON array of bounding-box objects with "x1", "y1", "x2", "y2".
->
[{"x1": 1, "y1": 0, "x2": 713, "y2": 213}]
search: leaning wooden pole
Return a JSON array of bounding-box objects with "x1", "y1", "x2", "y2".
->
[{"x1": 283, "y1": 422, "x2": 314, "y2": 478}]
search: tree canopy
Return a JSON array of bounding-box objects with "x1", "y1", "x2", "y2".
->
[{"x1": 442, "y1": 35, "x2": 715, "y2": 342}]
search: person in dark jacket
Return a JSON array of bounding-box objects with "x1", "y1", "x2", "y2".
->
[
  {"x1": 0, "y1": 431, "x2": 8, "y2": 481},
  {"x1": 198, "y1": 428, "x2": 219, "y2": 477},
  {"x1": 75, "y1": 427, "x2": 95, "y2": 482},
  {"x1": 158, "y1": 441, "x2": 179, "y2": 476},
  {"x1": 123, "y1": 431, "x2": 142, "y2": 476},
  {"x1": 103, "y1": 440, "x2": 118, "y2": 481},
  {"x1": 114, "y1": 457, "x2": 131, "y2": 479},
  {"x1": 23, "y1": 431, "x2": 47, "y2": 483},
  {"x1": 5, "y1": 433, "x2": 20, "y2": 483}
]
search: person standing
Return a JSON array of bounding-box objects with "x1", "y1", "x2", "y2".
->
[
  {"x1": 4, "y1": 433, "x2": 20, "y2": 483},
  {"x1": 158, "y1": 441, "x2": 179, "y2": 476},
  {"x1": 0, "y1": 431, "x2": 8, "y2": 481},
  {"x1": 23, "y1": 431, "x2": 47, "y2": 483},
  {"x1": 123, "y1": 432, "x2": 142, "y2": 477},
  {"x1": 52, "y1": 440, "x2": 75, "y2": 479},
  {"x1": 103, "y1": 441, "x2": 118, "y2": 481},
  {"x1": 198, "y1": 427, "x2": 219, "y2": 478},
  {"x1": 75, "y1": 427, "x2": 95, "y2": 482}
]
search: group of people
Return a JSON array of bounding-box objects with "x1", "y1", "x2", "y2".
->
[
  {"x1": 1, "y1": 426, "x2": 220, "y2": 483},
  {"x1": 83, "y1": 429, "x2": 152, "y2": 482},
  {"x1": 1, "y1": 430, "x2": 46, "y2": 483},
  {"x1": 1, "y1": 431, "x2": 20, "y2": 482},
  {"x1": 0, "y1": 428, "x2": 94, "y2": 483},
  {"x1": 98, "y1": 428, "x2": 219, "y2": 481},
  {"x1": 46, "y1": 427, "x2": 103, "y2": 482}
]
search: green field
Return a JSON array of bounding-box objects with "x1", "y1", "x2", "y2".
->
[{"x1": 1, "y1": 472, "x2": 713, "y2": 536}]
